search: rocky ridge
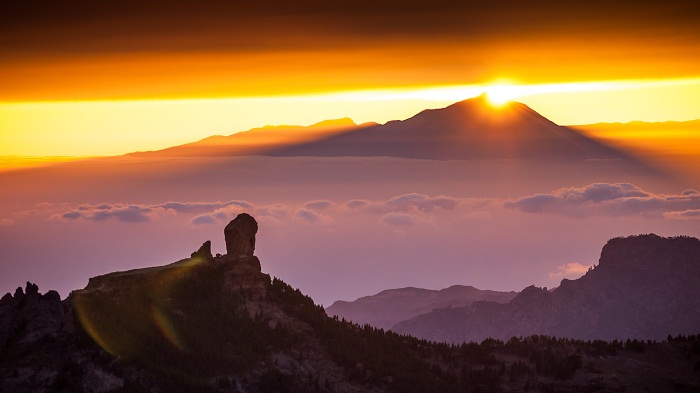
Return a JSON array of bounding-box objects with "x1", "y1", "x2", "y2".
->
[
  {"x1": 0, "y1": 282, "x2": 68, "y2": 350},
  {"x1": 1, "y1": 219, "x2": 699, "y2": 392},
  {"x1": 326, "y1": 285, "x2": 517, "y2": 330},
  {"x1": 392, "y1": 234, "x2": 700, "y2": 343},
  {"x1": 0, "y1": 214, "x2": 358, "y2": 393}
]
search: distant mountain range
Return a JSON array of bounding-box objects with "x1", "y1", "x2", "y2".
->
[
  {"x1": 131, "y1": 95, "x2": 641, "y2": 163},
  {"x1": 326, "y1": 285, "x2": 517, "y2": 330},
  {"x1": 2, "y1": 216, "x2": 699, "y2": 392},
  {"x1": 390, "y1": 234, "x2": 700, "y2": 343}
]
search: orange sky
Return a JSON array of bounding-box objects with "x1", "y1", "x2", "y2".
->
[
  {"x1": 2, "y1": 0, "x2": 699, "y2": 101},
  {"x1": 1, "y1": 0, "x2": 700, "y2": 156}
]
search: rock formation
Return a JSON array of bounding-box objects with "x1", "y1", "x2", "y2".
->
[
  {"x1": 224, "y1": 213, "x2": 258, "y2": 257},
  {"x1": 222, "y1": 214, "x2": 266, "y2": 294},
  {"x1": 0, "y1": 282, "x2": 67, "y2": 351},
  {"x1": 79, "y1": 214, "x2": 267, "y2": 298},
  {"x1": 392, "y1": 234, "x2": 700, "y2": 343},
  {"x1": 1, "y1": 226, "x2": 700, "y2": 392},
  {"x1": 190, "y1": 240, "x2": 213, "y2": 260}
]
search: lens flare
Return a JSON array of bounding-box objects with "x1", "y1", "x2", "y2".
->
[{"x1": 73, "y1": 255, "x2": 209, "y2": 357}]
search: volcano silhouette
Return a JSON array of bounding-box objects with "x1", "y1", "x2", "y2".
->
[
  {"x1": 133, "y1": 95, "x2": 635, "y2": 162},
  {"x1": 268, "y1": 95, "x2": 630, "y2": 161}
]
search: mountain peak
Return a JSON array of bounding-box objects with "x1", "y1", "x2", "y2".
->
[
  {"x1": 309, "y1": 117, "x2": 356, "y2": 129},
  {"x1": 444, "y1": 94, "x2": 540, "y2": 120},
  {"x1": 599, "y1": 233, "x2": 700, "y2": 271},
  {"x1": 130, "y1": 97, "x2": 639, "y2": 163},
  {"x1": 269, "y1": 96, "x2": 635, "y2": 161},
  {"x1": 456, "y1": 92, "x2": 508, "y2": 108},
  {"x1": 393, "y1": 234, "x2": 700, "y2": 342}
]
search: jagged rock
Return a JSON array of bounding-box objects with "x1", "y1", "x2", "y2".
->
[
  {"x1": 0, "y1": 292, "x2": 12, "y2": 306},
  {"x1": 45, "y1": 290, "x2": 61, "y2": 303},
  {"x1": 191, "y1": 240, "x2": 213, "y2": 260},
  {"x1": 25, "y1": 282, "x2": 39, "y2": 297},
  {"x1": 224, "y1": 213, "x2": 258, "y2": 257},
  {"x1": 0, "y1": 282, "x2": 65, "y2": 350}
]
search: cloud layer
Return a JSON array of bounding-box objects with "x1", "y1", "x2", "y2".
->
[
  {"x1": 505, "y1": 183, "x2": 700, "y2": 219},
  {"x1": 52, "y1": 194, "x2": 460, "y2": 225},
  {"x1": 58, "y1": 200, "x2": 253, "y2": 223},
  {"x1": 48, "y1": 184, "x2": 700, "y2": 229},
  {"x1": 549, "y1": 262, "x2": 591, "y2": 280}
]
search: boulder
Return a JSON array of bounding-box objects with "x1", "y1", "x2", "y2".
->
[{"x1": 224, "y1": 213, "x2": 258, "y2": 257}]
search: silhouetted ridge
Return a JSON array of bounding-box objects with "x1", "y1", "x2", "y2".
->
[
  {"x1": 1, "y1": 218, "x2": 699, "y2": 391},
  {"x1": 126, "y1": 97, "x2": 642, "y2": 163},
  {"x1": 393, "y1": 234, "x2": 700, "y2": 342},
  {"x1": 268, "y1": 96, "x2": 635, "y2": 161},
  {"x1": 600, "y1": 233, "x2": 700, "y2": 270},
  {"x1": 326, "y1": 284, "x2": 516, "y2": 330}
]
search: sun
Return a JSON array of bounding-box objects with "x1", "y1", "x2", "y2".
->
[{"x1": 484, "y1": 83, "x2": 522, "y2": 106}]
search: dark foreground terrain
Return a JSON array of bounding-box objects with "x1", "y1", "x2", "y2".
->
[{"x1": 1, "y1": 214, "x2": 699, "y2": 392}]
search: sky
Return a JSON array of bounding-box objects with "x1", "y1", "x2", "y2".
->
[
  {"x1": 1, "y1": 0, "x2": 700, "y2": 307},
  {"x1": 1, "y1": 0, "x2": 700, "y2": 157}
]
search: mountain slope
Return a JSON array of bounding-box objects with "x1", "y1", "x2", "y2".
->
[
  {"x1": 269, "y1": 95, "x2": 637, "y2": 161},
  {"x1": 326, "y1": 285, "x2": 517, "y2": 330},
  {"x1": 129, "y1": 118, "x2": 363, "y2": 157},
  {"x1": 392, "y1": 234, "x2": 700, "y2": 343},
  {"x1": 128, "y1": 96, "x2": 642, "y2": 164}
]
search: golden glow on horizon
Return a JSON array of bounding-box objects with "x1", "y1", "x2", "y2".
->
[
  {"x1": 1, "y1": 78, "x2": 700, "y2": 160},
  {"x1": 0, "y1": 156, "x2": 88, "y2": 172},
  {"x1": 485, "y1": 82, "x2": 519, "y2": 106}
]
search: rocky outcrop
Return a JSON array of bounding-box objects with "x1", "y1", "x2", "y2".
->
[
  {"x1": 0, "y1": 214, "x2": 389, "y2": 393},
  {"x1": 80, "y1": 214, "x2": 265, "y2": 297},
  {"x1": 224, "y1": 213, "x2": 258, "y2": 257},
  {"x1": 0, "y1": 282, "x2": 66, "y2": 351},
  {"x1": 392, "y1": 234, "x2": 700, "y2": 343},
  {"x1": 190, "y1": 240, "x2": 213, "y2": 260},
  {"x1": 222, "y1": 214, "x2": 267, "y2": 295}
]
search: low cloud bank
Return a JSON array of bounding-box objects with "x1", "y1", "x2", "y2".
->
[
  {"x1": 505, "y1": 183, "x2": 699, "y2": 219},
  {"x1": 50, "y1": 185, "x2": 700, "y2": 225},
  {"x1": 53, "y1": 193, "x2": 472, "y2": 225}
]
